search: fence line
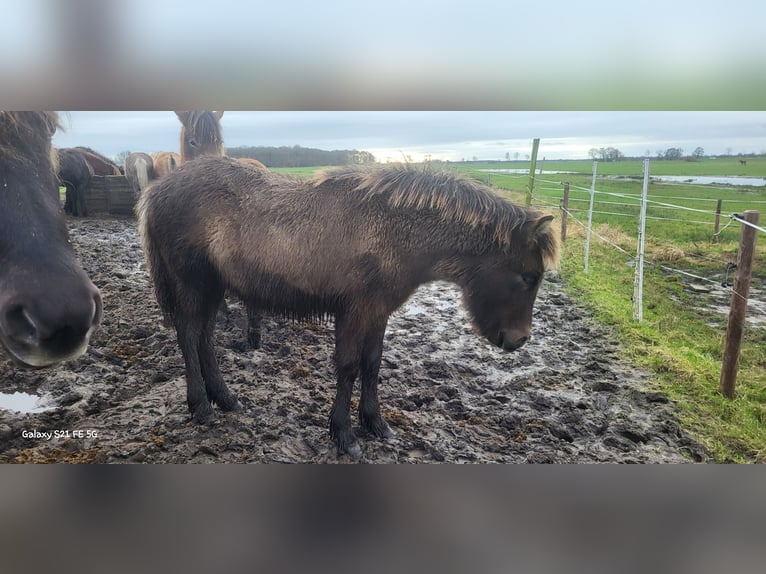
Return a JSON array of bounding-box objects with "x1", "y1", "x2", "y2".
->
[
  {"x1": 731, "y1": 214, "x2": 766, "y2": 234},
  {"x1": 560, "y1": 206, "x2": 749, "y2": 303}
]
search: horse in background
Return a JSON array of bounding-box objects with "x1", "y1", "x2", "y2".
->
[
  {"x1": 151, "y1": 151, "x2": 181, "y2": 179},
  {"x1": 138, "y1": 159, "x2": 559, "y2": 457},
  {"x1": 0, "y1": 112, "x2": 102, "y2": 369},
  {"x1": 145, "y1": 111, "x2": 225, "y2": 182},
  {"x1": 125, "y1": 152, "x2": 155, "y2": 199},
  {"x1": 57, "y1": 148, "x2": 93, "y2": 217},
  {"x1": 175, "y1": 111, "x2": 225, "y2": 161},
  {"x1": 238, "y1": 157, "x2": 267, "y2": 169},
  {"x1": 74, "y1": 146, "x2": 122, "y2": 175}
]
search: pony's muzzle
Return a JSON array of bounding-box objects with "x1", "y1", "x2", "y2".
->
[
  {"x1": 0, "y1": 283, "x2": 102, "y2": 368},
  {"x1": 497, "y1": 329, "x2": 529, "y2": 352}
]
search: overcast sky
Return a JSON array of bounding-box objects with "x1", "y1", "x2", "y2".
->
[{"x1": 52, "y1": 111, "x2": 766, "y2": 163}]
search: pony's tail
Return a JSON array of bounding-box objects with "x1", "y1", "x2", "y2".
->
[
  {"x1": 136, "y1": 190, "x2": 176, "y2": 327},
  {"x1": 136, "y1": 157, "x2": 150, "y2": 191}
]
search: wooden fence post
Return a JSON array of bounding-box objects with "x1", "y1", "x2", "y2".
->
[
  {"x1": 719, "y1": 210, "x2": 760, "y2": 398},
  {"x1": 526, "y1": 138, "x2": 540, "y2": 207},
  {"x1": 560, "y1": 182, "x2": 570, "y2": 243},
  {"x1": 713, "y1": 199, "x2": 723, "y2": 243}
]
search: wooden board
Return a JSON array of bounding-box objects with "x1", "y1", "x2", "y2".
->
[{"x1": 83, "y1": 175, "x2": 136, "y2": 216}]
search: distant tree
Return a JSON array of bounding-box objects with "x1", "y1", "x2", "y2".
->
[
  {"x1": 226, "y1": 144, "x2": 375, "y2": 167},
  {"x1": 115, "y1": 150, "x2": 131, "y2": 165},
  {"x1": 725, "y1": 147, "x2": 733, "y2": 156},
  {"x1": 514, "y1": 151, "x2": 520, "y2": 161},
  {"x1": 505, "y1": 152, "x2": 510, "y2": 161},
  {"x1": 692, "y1": 147, "x2": 705, "y2": 160},
  {"x1": 589, "y1": 147, "x2": 623, "y2": 161},
  {"x1": 663, "y1": 147, "x2": 684, "y2": 160}
]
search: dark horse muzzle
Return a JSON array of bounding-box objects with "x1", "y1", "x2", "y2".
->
[{"x1": 0, "y1": 269, "x2": 102, "y2": 368}]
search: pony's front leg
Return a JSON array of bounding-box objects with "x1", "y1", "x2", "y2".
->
[
  {"x1": 246, "y1": 305, "x2": 262, "y2": 349},
  {"x1": 358, "y1": 323, "x2": 395, "y2": 440},
  {"x1": 199, "y1": 306, "x2": 242, "y2": 412}
]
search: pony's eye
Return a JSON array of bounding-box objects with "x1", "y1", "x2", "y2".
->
[
  {"x1": 522, "y1": 273, "x2": 540, "y2": 288},
  {"x1": 188, "y1": 139, "x2": 198, "y2": 148}
]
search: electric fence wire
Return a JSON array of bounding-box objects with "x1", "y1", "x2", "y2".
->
[{"x1": 559, "y1": 206, "x2": 750, "y2": 302}]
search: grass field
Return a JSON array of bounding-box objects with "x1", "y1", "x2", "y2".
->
[{"x1": 455, "y1": 158, "x2": 766, "y2": 462}]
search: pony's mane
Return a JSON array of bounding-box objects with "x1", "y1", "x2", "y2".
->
[
  {"x1": 313, "y1": 164, "x2": 559, "y2": 267},
  {"x1": 0, "y1": 111, "x2": 60, "y2": 160}
]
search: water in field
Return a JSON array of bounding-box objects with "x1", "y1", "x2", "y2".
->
[
  {"x1": 0, "y1": 392, "x2": 55, "y2": 414},
  {"x1": 482, "y1": 170, "x2": 766, "y2": 187},
  {"x1": 479, "y1": 169, "x2": 577, "y2": 175},
  {"x1": 650, "y1": 175, "x2": 766, "y2": 187}
]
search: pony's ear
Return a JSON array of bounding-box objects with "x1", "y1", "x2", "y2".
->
[
  {"x1": 174, "y1": 111, "x2": 191, "y2": 124},
  {"x1": 525, "y1": 214, "x2": 559, "y2": 269},
  {"x1": 214, "y1": 110, "x2": 224, "y2": 119},
  {"x1": 523, "y1": 214, "x2": 554, "y2": 236}
]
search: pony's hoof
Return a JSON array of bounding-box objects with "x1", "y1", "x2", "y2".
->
[
  {"x1": 343, "y1": 442, "x2": 363, "y2": 460},
  {"x1": 217, "y1": 396, "x2": 243, "y2": 412},
  {"x1": 361, "y1": 415, "x2": 396, "y2": 440},
  {"x1": 380, "y1": 426, "x2": 397, "y2": 440},
  {"x1": 191, "y1": 403, "x2": 215, "y2": 425},
  {"x1": 247, "y1": 331, "x2": 261, "y2": 350}
]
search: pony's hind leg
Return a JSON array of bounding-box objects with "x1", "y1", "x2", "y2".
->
[
  {"x1": 358, "y1": 323, "x2": 395, "y2": 440},
  {"x1": 199, "y1": 297, "x2": 242, "y2": 412},
  {"x1": 173, "y1": 280, "x2": 224, "y2": 424},
  {"x1": 330, "y1": 312, "x2": 364, "y2": 458},
  {"x1": 175, "y1": 309, "x2": 215, "y2": 424}
]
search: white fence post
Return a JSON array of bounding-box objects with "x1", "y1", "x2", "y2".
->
[
  {"x1": 633, "y1": 159, "x2": 650, "y2": 322},
  {"x1": 584, "y1": 161, "x2": 598, "y2": 273}
]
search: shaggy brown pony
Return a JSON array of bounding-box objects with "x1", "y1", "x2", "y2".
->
[
  {"x1": 237, "y1": 157, "x2": 267, "y2": 169},
  {"x1": 138, "y1": 158, "x2": 558, "y2": 458},
  {"x1": 0, "y1": 112, "x2": 102, "y2": 368},
  {"x1": 125, "y1": 152, "x2": 155, "y2": 199},
  {"x1": 175, "y1": 110, "x2": 225, "y2": 162},
  {"x1": 151, "y1": 151, "x2": 181, "y2": 179},
  {"x1": 74, "y1": 146, "x2": 122, "y2": 175}
]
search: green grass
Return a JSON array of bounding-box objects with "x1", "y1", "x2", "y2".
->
[
  {"x1": 270, "y1": 166, "x2": 332, "y2": 177},
  {"x1": 455, "y1": 156, "x2": 766, "y2": 177}
]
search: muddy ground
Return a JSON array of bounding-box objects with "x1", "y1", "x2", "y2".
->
[{"x1": 0, "y1": 217, "x2": 709, "y2": 463}]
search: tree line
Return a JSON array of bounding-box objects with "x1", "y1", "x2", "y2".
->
[
  {"x1": 226, "y1": 145, "x2": 376, "y2": 167},
  {"x1": 588, "y1": 146, "x2": 710, "y2": 161}
]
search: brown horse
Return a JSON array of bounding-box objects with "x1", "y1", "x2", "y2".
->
[
  {"x1": 74, "y1": 146, "x2": 122, "y2": 175},
  {"x1": 125, "y1": 152, "x2": 155, "y2": 199},
  {"x1": 147, "y1": 111, "x2": 225, "y2": 181},
  {"x1": 238, "y1": 157, "x2": 267, "y2": 169},
  {"x1": 0, "y1": 112, "x2": 102, "y2": 368},
  {"x1": 175, "y1": 110, "x2": 225, "y2": 162},
  {"x1": 151, "y1": 151, "x2": 181, "y2": 179},
  {"x1": 138, "y1": 159, "x2": 559, "y2": 458}
]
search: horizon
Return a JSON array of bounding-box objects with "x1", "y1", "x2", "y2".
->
[{"x1": 52, "y1": 111, "x2": 766, "y2": 165}]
